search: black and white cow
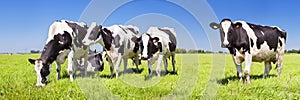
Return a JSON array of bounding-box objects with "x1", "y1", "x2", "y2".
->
[
  {"x1": 137, "y1": 27, "x2": 177, "y2": 77},
  {"x1": 28, "y1": 20, "x2": 92, "y2": 86},
  {"x1": 77, "y1": 50, "x2": 104, "y2": 72},
  {"x1": 210, "y1": 19, "x2": 286, "y2": 84},
  {"x1": 82, "y1": 23, "x2": 141, "y2": 78}
]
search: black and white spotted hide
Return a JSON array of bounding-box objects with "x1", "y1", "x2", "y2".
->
[
  {"x1": 210, "y1": 19, "x2": 286, "y2": 84},
  {"x1": 138, "y1": 27, "x2": 177, "y2": 77},
  {"x1": 82, "y1": 24, "x2": 141, "y2": 78}
]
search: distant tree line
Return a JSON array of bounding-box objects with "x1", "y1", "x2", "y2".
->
[
  {"x1": 175, "y1": 48, "x2": 225, "y2": 54},
  {"x1": 285, "y1": 49, "x2": 300, "y2": 54},
  {"x1": 30, "y1": 50, "x2": 41, "y2": 54}
]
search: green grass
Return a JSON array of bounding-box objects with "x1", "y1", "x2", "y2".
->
[{"x1": 0, "y1": 54, "x2": 299, "y2": 99}]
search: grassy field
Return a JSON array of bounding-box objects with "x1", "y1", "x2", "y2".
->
[{"x1": 0, "y1": 53, "x2": 299, "y2": 99}]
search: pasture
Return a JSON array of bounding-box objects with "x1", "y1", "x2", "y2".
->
[{"x1": 0, "y1": 53, "x2": 299, "y2": 99}]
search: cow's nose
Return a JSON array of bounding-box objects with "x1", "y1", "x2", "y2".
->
[
  {"x1": 141, "y1": 57, "x2": 148, "y2": 60},
  {"x1": 221, "y1": 44, "x2": 229, "y2": 48},
  {"x1": 223, "y1": 41, "x2": 229, "y2": 46},
  {"x1": 41, "y1": 78, "x2": 47, "y2": 84},
  {"x1": 223, "y1": 40, "x2": 229, "y2": 47}
]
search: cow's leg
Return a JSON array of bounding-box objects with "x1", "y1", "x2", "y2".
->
[
  {"x1": 147, "y1": 60, "x2": 153, "y2": 76},
  {"x1": 55, "y1": 62, "x2": 61, "y2": 80},
  {"x1": 263, "y1": 62, "x2": 272, "y2": 78},
  {"x1": 107, "y1": 58, "x2": 114, "y2": 78},
  {"x1": 163, "y1": 58, "x2": 168, "y2": 74},
  {"x1": 134, "y1": 55, "x2": 140, "y2": 73},
  {"x1": 123, "y1": 58, "x2": 128, "y2": 74},
  {"x1": 232, "y1": 55, "x2": 243, "y2": 82},
  {"x1": 276, "y1": 55, "x2": 284, "y2": 77},
  {"x1": 236, "y1": 65, "x2": 243, "y2": 82},
  {"x1": 156, "y1": 54, "x2": 164, "y2": 77},
  {"x1": 171, "y1": 53, "x2": 177, "y2": 74},
  {"x1": 114, "y1": 53, "x2": 122, "y2": 78},
  {"x1": 67, "y1": 51, "x2": 75, "y2": 82},
  {"x1": 83, "y1": 54, "x2": 88, "y2": 77},
  {"x1": 244, "y1": 53, "x2": 252, "y2": 84}
]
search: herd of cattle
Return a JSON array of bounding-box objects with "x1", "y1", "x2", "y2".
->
[{"x1": 28, "y1": 19, "x2": 286, "y2": 87}]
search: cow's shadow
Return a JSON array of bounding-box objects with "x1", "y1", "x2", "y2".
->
[
  {"x1": 217, "y1": 74, "x2": 277, "y2": 85},
  {"x1": 123, "y1": 68, "x2": 145, "y2": 74},
  {"x1": 59, "y1": 68, "x2": 145, "y2": 79},
  {"x1": 102, "y1": 68, "x2": 145, "y2": 79},
  {"x1": 144, "y1": 70, "x2": 178, "y2": 80}
]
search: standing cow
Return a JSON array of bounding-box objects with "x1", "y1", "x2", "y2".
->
[
  {"x1": 137, "y1": 27, "x2": 177, "y2": 77},
  {"x1": 28, "y1": 20, "x2": 94, "y2": 86},
  {"x1": 210, "y1": 19, "x2": 286, "y2": 84},
  {"x1": 77, "y1": 50, "x2": 104, "y2": 72},
  {"x1": 82, "y1": 23, "x2": 141, "y2": 78}
]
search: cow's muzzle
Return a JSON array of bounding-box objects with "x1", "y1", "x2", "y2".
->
[
  {"x1": 221, "y1": 44, "x2": 230, "y2": 48},
  {"x1": 141, "y1": 57, "x2": 148, "y2": 60}
]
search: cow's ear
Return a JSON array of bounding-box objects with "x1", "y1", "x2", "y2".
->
[
  {"x1": 28, "y1": 59, "x2": 36, "y2": 64},
  {"x1": 135, "y1": 36, "x2": 141, "y2": 43},
  {"x1": 65, "y1": 21, "x2": 77, "y2": 28},
  {"x1": 99, "y1": 25, "x2": 103, "y2": 32},
  {"x1": 210, "y1": 22, "x2": 220, "y2": 30},
  {"x1": 234, "y1": 22, "x2": 242, "y2": 29},
  {"x1": 152, "y1": 37, "x2": 159, "y2": 43}
]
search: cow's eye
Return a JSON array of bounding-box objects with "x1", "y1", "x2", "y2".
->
[{"x1": 228, "y1": 30, "x2": 232, "y2": 34}]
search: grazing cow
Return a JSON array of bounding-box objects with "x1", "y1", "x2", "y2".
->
[
  {"x1": 82, "y1": 23, "x2": 141, "y2": 78},
  {"x1": 29, "y1": 49, "x2": 70, "y2": 86},
  {"x1": 77, "y1": 50, "x2": 104, "y2": 72},
  {"x1": 137, "y1": 27, "x2": 177, "y2": 77},
  {"x1": 210, "y1": 19, "x2": 286, "y2": 84},
  {"x1": 28, "y1": 20, "x2": 92, "y2": 86}
]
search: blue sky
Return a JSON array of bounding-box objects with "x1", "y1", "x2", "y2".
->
[{"x1": 0, "y1": 0, "x2": 299, "y2": 53}]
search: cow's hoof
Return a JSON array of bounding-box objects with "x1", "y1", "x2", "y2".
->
[
  {"x1": 68, "y1": 70, "x2": 73, "y2": 75},
  {"x1": 134, "y1": 69, "x2": 140, "y2": 73},
  {"x1": 239, "y1": 78, "x2": 243, "y2": 82},
  {"x1": 157, "y1": 74, "x2": 160, "y2": 77},
  {"x1": 110, "y1": 74, "x2": 115, "y2": 79},
  {"x1": 263, "y1": 75, "x2": 267, "y2": 79},
  {"x1": 57, "y1": 75, "x2": 61, "y2": 80},
  {"x1": 170, "y1": 71, "x2": 177, "y2": 75},
  {"x1": 246, "y1": 81, "x2": 251, "y2": 84},
  {"x1": 36, "y1": 83, "x2": 45, "y2": 87},
  {"x1": 156, "y1": 72, "x2": 161, "y2": 77},
  {"x1": 144, "y1": 75, "x2": 153, "y2": 80}
]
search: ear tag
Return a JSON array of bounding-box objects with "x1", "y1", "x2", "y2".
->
[
  {"x1": 153, "y1": 40, "x2": 157, "y2": 43},
  {"x1": 213, "y1": 25, "x2": 218, "y2": 29},
  {"x1": 235, "y1": 25, "x2": 240, "y2": 28}
]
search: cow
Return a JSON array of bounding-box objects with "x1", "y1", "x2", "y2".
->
[
  {"x1": 87, "y1": 50, "x2": 104, "y2": 72},
  {"x1": 210, "y1": 19, "x2": 287, "y2": 84},
  {"x1": 82, "y1": 23, "x2": 141, "y2": 78},
  {"x1": 28, "y1": 20, "x2": 92, "y2": 87},
  {"x1": 137, "y1": 27, "x2": 177, "y2": 77},
  {"x1": 28, "y1": 49, "x2": 70, "y2": 87}
]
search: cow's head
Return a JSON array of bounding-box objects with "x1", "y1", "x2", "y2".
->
[
  {"x1": 210, "y1": 19, "x2": 242, "y2": 48},
  {"x1": 138, "y1": 34, "x2": 161, "y2": 60},
  {"x1": 82, "y1": 22, "x2": 102, "y2": 46},
  {"x1": 28, "y1": 59, "x2": 50, "y2": 87},
  {"x1": 88, "y1": 50, "x2": 104, "y2": 71},
  {"x1": 28, "y1": 21, "x2": 73, "y2": 87}
]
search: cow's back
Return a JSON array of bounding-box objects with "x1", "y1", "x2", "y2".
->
[
  {"x1": 105, "y1": 25, "x2": 140, "y2": 57},
  {"x1": 147, "y1": 27, "x2": 177, "y2": 46},
  {"x1": 147, "y1": 27, "x2": 177, "y2": 53},
  {"x1": 235, "y1": 21, "x2": 286, "y2": 62}
]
